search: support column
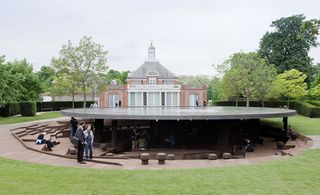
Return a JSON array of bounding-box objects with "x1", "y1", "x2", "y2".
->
[
  {"x1": 94, "y1": 119, "x2": 104, "y2": 142},
  {"x1": 111, "y1": 120, "x2": 118, "y2": 147},
  {"x1": 283, "y1": 117, "x2": 288, "y2": 132}
]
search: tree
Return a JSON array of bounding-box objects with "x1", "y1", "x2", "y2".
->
[
  {"x1": 273, "y1": 69, "x2": 308, "y2": 107},
  {"x1": 309, "y1": 73, "x2": 320, "y2": 99},
  {"x1": 36, "y1": 66, "x2": 56, "y2": 93},
  {"x1": 51, "y1": 36, "x2": 108, "y2": 107},
  {"x1": 51, "y1": 72, "x2": 80, "y2": 108},
  {"x1": 105, "y1": 69, "x2": 129, "y2": 85},
  {"x1": 221, "y1": 52, "x2": 276, "y2": 107},
  {"x1": 259, "y1": 15, "x2": 320, "y2": 83},
  {"x1": 254, "y1": 64, "x2": 277, "y2": 106},
  {"x1": 0, "y1": 58, "x2": 42, "y2": 106}
]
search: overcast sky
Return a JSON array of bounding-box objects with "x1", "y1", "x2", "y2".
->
[{"x1": 0, "y1": 0, "x2": 319, "y2": 76}]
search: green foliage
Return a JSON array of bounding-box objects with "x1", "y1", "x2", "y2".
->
[
  {"x1": 20, "y1": 101, "x2": 36, "y2": 116},
  {"x1": 273, "y1": 69, "x2": 308, "y2": 103},
  {"x1": 207, "y1": 77, "x2": 224, "y2": 101},
  {"x1": 294, "y1": 101, "x2": 320, "y2": 118},
  {"x1": 105, "y1": 69, "x2": 129, "y2": 85},
  {"x1": 51, "y1": 36, "x2": 108, "y2": 108},
  {"x1": 36, "y1": 66, "x2": 55, "y2": 93},
  {"x1": 0, "y1": 57, "x2": 42, "y2": 106},
  {"x1": 308, "y1": 101, "x2": 320, "y2": 107},
  {"x1": 258, "y1": 14, "x2": 320, "y2": 83},
  {"x1": 0, "y1": 102, "x2": 20, "y2": 117},
  {"x1": 221, "y1": 52, "x2": 276, "y2": 107},
  {"x1": 36, "y1": 101, "x2": 95, "y2": 111}
]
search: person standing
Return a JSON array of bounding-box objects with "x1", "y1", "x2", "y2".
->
[
  {"x1": 75, "y1": 122, "x2": 86, "y2": 164},
  {"x1": 84, "y1": 124, "x2": 94, "y2": 160},
  {"x1": 70, "y1": 117, "x2": 78, "y2": 137}
]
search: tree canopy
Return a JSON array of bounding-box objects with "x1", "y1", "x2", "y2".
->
[
  {"x1": 51, "y1": 36, "x2": 108, "y2": 107},
  {"x1": 0, "y1": 57, "x2": 42, "y2": 107},
  {"x1": 36, "y1": 66, "x2": 55, "y2": 93},
  {"x1": 259, "y1": 14, "x2": 320, "y2": 83},
  {"x1": 273, "y1": 69, "x2": 308, "y2": 106},
  {"x1": 221, "y1": 52, "x2": 276, "y2": 107}
]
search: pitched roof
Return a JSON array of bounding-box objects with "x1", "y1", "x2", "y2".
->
[{"x1": 127, "y1": 61, "x2": 177, "y2": 79}]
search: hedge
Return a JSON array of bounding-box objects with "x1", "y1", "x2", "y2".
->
[
  {"x1": 212, "y1": 100, "x2": 320, "y2": 118},
  {"x1": 308, "y1": 101, "x2": 320, "y2": 107},
  {"x1": 0, "y1": 102, "x2": 20, "y2": 117},
  {"x1": 294, "y1": 102, "x2": 320, "y2": 118},
  {"x1": 20, "y1": 101, "x2": 37, "y2": 116},
  {"x1": 36, "y1": 101, "x2": 95, "y2": 112},
  {"x1": 213, "y1": 100, "x2": 290, "y2": 108}
]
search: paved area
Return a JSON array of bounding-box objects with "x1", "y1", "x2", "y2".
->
[{"x1": 0, "y1": 118, "x2": 316, "y2": 170}]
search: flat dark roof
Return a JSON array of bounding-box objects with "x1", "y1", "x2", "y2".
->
[{"x1": 61, "y1": 107, "x2": 296, "y2": 120}]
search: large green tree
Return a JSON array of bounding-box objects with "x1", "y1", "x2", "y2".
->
[
  {"x1": 0, "y1": 57, "x2": 42, "y2": 106},
  {"x1": 36, "y1": 66, "x2": 56, "y2": 93},
  {"x1": 222, "y1": 52, "x2": 276, "y2": 107},
  {"x1": 273, "y1": 69, "x2": 308, "y2": 106},
  {"x1": 51, "y1": 36, "x2": 108, "y2": 107},
  {"x1": 259, "y1": 15, "x2": 320, "y2": 83}
]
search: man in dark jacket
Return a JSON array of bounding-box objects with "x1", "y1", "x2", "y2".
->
[{"x1": 75, "y1": 122, "x2": 86, "y2": 164}]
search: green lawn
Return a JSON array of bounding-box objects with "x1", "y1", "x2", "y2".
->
[
  {"x1": 0, "y1": 149, "x2": 319, "y2": 194},
  {"x1": 0, "y1": 111, "x2": 62, "y2": 125},
  {"x1": 261, "y1": 115, "x2": 320, "y2": 135}
]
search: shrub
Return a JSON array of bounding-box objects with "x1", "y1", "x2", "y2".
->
[
  {"x1": 20, "y1": 101, "x2": 37, "y2": 116},
  {"x1": 36, "y1": 101, "x2": 95, "y2": 111},
  {"x1": 293, "y1": 102, "x2": 320, "y2": 118},
  {"x1": 307, "y1": 101, "x2": 320, "y2": 107},
  {"x1": 0, "y1": 102, "x2": 20, "y2": 117}
]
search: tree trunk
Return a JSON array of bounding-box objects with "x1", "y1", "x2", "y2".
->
[
  {"x1": 72, "y1": 91, "x2": 75, "y2": 108},
  {"x1": 262, "y1": 100, "x2": 265, "y2": 107},
  {"x1": 235, "y1": 98, "x2": 238, "y2": 107},
  {"x1": 83, "y1": 82, "x2": 86, "y2": 108},
  {"x1": 246, "y1": 96, "x2": 249, "y2": 107},
  {"x1": 287, "y1": 97, "x2": 290, "y2": 108}
]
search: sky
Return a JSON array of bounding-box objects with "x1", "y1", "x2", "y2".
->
[{"x1": 0, "y1": 0, "x2": 319, "y2": 76}]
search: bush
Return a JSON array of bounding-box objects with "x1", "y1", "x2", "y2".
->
[
  {"x1": 20, "y1": 101, "x2": 37, "y2": 116},
  {"x1": 36, "y1": 101, "x2": 95, "y2": 112},
  {"x1": 293, "y1": 102, "x2": 320, "y2": 118},
  {"x1": 213, "y1": 100, "x2": 289, "y2": 108},
  {"x1": 212, "y1": 100, "x2": 320, "y2": 118},
  {"x1": 0, "y1": 102, "x2": 20, "y2": 117},
  {"x1": 307, "y1": 101, "x2": 320, "y2": 107}
]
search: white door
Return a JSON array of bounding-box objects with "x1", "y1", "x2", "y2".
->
[
  {"x1": 109, "y1": 94, "x2": 118, "y2": 107},
  {"x1": 189, "y1": 94, "x2": 198, "y2": 106}
]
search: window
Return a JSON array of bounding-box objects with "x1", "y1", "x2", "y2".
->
[
  {"x1": 148, "y1": 92, "x2": 160, "y2": 106},
  {"x1": 148, "y1": 78, "x2": 156, "y2": 85},
  {"x1": 109, "y1": 94, "x2": 118, "y2": 107},
  {"x1": 143, "y1": 92, "x2": 147, "y2": 106},
  {"x1": 129, "y1": 92, "x2": 135, "y2": 106},
  {"x1": 161, "y1": 92, "x2": 165, "y2": 106},
  {"x1": 166, "y1": 92, "x2": 172, "y2": 106}
]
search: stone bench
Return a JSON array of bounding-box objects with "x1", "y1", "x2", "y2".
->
[
  {"x1": 167, "y1": 154, "x2": 175, "y2": 160},
  {"x1": 157, "y1": 153, "x2": 166, "y2": 165},
  {"x1": 140, "y1": 153, "x2": 150, "y2": 165},
  {"x1": 222, "y1": 153, "x2": 232, "y2": 159},
  {"x1": 208, "y1": 153, "x2": 217, "y2": 160}
]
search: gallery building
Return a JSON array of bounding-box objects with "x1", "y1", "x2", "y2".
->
[{"x1": 100, "y1": 43, "x2": 207, "y2": 107}]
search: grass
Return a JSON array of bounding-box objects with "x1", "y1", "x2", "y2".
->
[
  {"x1": 0, "y1": 149, "x2": 319, "y2": 194},
  {"x1": 0, "y1": 111, "x2": 62, "y2": 124},
  {"x1": 261, "y1": 114, "x2": 320, "y2": 135}
]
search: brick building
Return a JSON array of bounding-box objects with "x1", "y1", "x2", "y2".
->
[{"x1": 100, "y1": 43, "x2": 207, "y2": 107}]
